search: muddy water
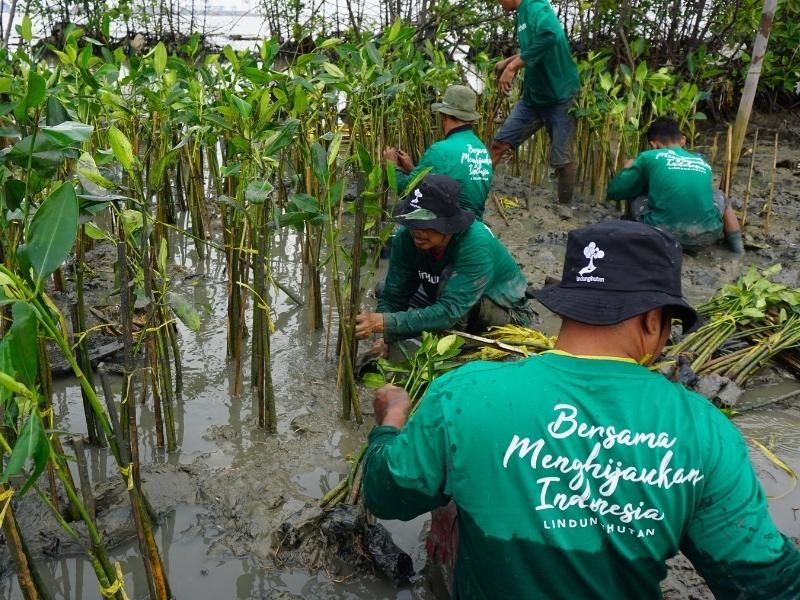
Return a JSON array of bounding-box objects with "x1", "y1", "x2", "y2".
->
[{"x1": 3, "y1": 126, "x2": 800, "y2": 599}]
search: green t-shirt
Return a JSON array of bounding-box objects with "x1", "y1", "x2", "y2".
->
[
  {"x1": 396, "y1": 127, "x2": 493, "y2": 220},
  {"x1": 516, "y1": 0, "x2": 579, "y2": 107},
  {"x1": 377, "y1": 221, "x2": 531, "y2": 341},
  {"x1": 363, "y1": 352, "x2": 800, "y2": 599},
  {"x1": 606, "y1": 147, "x2": 723, "y2": 246}
]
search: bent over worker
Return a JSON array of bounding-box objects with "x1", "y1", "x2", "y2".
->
[
  {"x1": 355, "y1": 173, "x2": 535, "y2": 343},
  {"x1": 362, "y1": 220, "x2": 800, "y2": 598},
  {"x1": 607, "y1": 117, "x2": 744, "y2": 254},
  {"x1": 383, "y1": 85, "x2": 493, "y2": 220}
]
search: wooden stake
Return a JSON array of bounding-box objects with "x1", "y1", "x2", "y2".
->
[
  {"x1": 741, "y1": 128, "x2": 759, "y2": 227},
  {"x1": 764, "y1": 132, "x2": 779, "y2": 235}
]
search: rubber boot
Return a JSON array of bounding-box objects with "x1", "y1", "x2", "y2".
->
[
  {"x1": 726, "y1": 230, "x2": 745, "y2": 254},
  {"x1": 556, "y1": 161, "x2": 577, "y2": 204}
]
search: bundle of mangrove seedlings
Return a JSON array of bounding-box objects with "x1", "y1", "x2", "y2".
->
[
  {"x1": 322, "y1": 326, "x2": 556, "y2": 510},
  {"x1": 458, "y1": 324, "x2": 556, "y2": 361},
  {"x1": 321, "y1": 332, "x2": 465, "y2": 509},
  {"x1": 668, "y1": 264, "x2": 800, "y2": 386}
]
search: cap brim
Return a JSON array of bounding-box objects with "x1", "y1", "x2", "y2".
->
[
  {"x1": 431, "y1": 102, "x2": 480, "y2": 122},
  {"x1": 395, "y1": 211, "x2": 475, "y2": 234},
  {"x1": 532, "y1": 285, "x2": 699, "y2": 332}
]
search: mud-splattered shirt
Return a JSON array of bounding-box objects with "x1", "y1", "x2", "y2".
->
[
  {"x1": 377, "y1": 221, "x2": 530, "y2": 342},
  {"x1": 363, "y1": 352, "x2": 800, "y2": 599},
  {"x1": 606, "y1": 147, "x2": 723, "y2": 247},
  {"x1": 396, "y1": 126, "x2": 493, "y2": 220},
  {"x1": 516, "y1": 0, "x2": 579, "y2": 107}
]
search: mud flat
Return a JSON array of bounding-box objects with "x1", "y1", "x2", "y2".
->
[{"x1": 1, "y1": 124, "x2": 799, "y2": 599}]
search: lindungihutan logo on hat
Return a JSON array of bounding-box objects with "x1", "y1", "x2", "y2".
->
[
  {"x1": 533, "y1": 220, "x2": 699, "y2": 331},
  {"x1": 577, "y1": 242, "x2": 604, "y2": 281}
]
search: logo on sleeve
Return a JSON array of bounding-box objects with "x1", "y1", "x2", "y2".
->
[{"x1": 577, "y1": 242, "x2": 605, "y2": 282}]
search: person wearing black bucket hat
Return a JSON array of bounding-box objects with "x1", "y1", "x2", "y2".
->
[
  {"x1": 361, "y1": 219, "x2": 800, "y2": 599},
  {"x1": 533, "y1": 219, "x2": 699, "y2": 330},
  {"x1": 382, "y1": 85, "x2": 493, "y2": 220},
  {"x1": 355, "y1": 173, "x2": 535, "y2": 342}
]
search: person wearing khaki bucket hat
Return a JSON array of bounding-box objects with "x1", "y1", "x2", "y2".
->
[
  {"x1": 383, "y1": 85, "x2": 493, "y2": 220},
  {"x1": 360, "y1": 218, "x2": 800, "y2": 599}
]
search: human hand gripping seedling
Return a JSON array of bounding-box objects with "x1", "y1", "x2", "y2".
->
[{"x1": 373, "y1": 384, "x2": 411, "y2": 429}]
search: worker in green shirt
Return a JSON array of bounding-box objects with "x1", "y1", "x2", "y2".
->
[
  {"x1": 383, "y1": 85, "x2": 493, "y2": 220},
  {"x1": 490, "y1": 0, "x2": 580, "y2": 204},
  {"x1": 607, "y1": 117, "x2": 744, "y2": 253},
  {"x1": 355, "y1": 173, "x2": 535, "y2": 343},
  {"x1": 362, "y1": 220, "x2": 800, "y2": 599}
]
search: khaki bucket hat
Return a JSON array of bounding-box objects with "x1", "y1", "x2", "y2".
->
[{"x1": 431, "y1": 85, "x2": 481, "y2": 122}]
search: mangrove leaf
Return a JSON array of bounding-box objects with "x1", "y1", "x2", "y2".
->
[
  {"x1": 0, "y1": 409, "x2": 50, "y2": 495},
  {"x1": 19, "y1": 182, "x2": 79, "y2": 285},
  {"x1": 6, "y1": 302, "x2": 38, "y2": 390},
  {"x1": 108, "y1": 126, "x2": 135, "y2": 172},
  {"x1": 41, "y1": 121, "x2": 94, "y2": 146}
]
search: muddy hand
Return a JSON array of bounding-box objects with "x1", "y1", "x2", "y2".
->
[
  {"x1": 382, "y1": 147, "x2": 399, "y2": 165},
  {"x1": 396, "y1": 150, "x2": 414, "y2": 173},
  {"x1": 498, "y1": 68, "x2": 515, "y2": 95},
  {"x1": 374, "y1": 384, "x2": 410, "y2": 428},
  {"x1": 355, "y1": 312, "x2": 384, "y2": 340}
]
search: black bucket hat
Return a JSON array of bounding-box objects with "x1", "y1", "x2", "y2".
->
[
  {"x1": 533, "y1": 220, "x2": 699, "y2": 330},
  {"x1": 393, "y1": 173, "x2": 475, "y2": 234}
]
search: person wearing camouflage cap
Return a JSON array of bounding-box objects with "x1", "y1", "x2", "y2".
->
[{"x1": 355, "y1": 173, "x2": 535, "y2": 342}]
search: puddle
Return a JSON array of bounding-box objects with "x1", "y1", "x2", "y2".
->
[{"x1": 3, "y1": 141, "x2": 800, "y2": 598}]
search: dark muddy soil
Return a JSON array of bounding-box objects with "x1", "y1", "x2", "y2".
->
[{"x1": 1, "y1": 119, "x2": 799, "y2": 599}]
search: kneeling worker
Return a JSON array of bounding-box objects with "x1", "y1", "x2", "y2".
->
[
  {"x1": 355, "y1": 173, "x2": 535, "y2": 342},
  {"x1": 607, "y1": 117, "x2": 744, "y2": 253},
  {"x1": 383, "y1": 85, "x2": 492, "y2": 220},
  {"x1": 362, "y1": 220, "x2": 800, "y2": 598}
]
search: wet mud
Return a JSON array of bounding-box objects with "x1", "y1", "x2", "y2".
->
[{"x1": 2, "y1": 117, "x2": 800, "y2": 599}]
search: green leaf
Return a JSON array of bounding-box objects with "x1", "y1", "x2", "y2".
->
[
  {"x1": 83, "y1": 222, "x2": 108, "y2": 240},
  {"x1": 153, "y1": 41, "x2": 167, "y2": 75},
  {"x1": 436, "y1": 334, "x2": 460, "y2": 356},
  {"x1": 327, "y1": 132, "x2": 342, "y2": 169},
  {"x1": 108, "y1": 126, "x2": 134, "y2": 172},
  {"x1": 121, "y1": 209, "x2": 143, "y2": 234},
  {"x1": 6, "y1": 302, "x2": 38, "y2": 390},
  {"x1": 356, "y1": 141, "x2": 374, "y2": 175},
  {"x1": 20, "y1": 183, "x2": 79, "y2": 285},
  {"x1": 246, "y1": 181, "x2": 274, "y2": 204},
  {"x1": 311, "y1": 142, "x2": 328, "y2": 185},
  {"x1": 231, "y1": 95, "x2": 252, "y2": 118},
  {"x1": 77, "y1": 152, "x2": 116, "y2": 192},
  {"x1": 4, "y1": 179, "x2": 25, "y2": 211},
  {"x1": 386, "y1": 161, "x2": 397, "y2": 194},
  {"x1": 1, "y1": 410, "x2": 50, "y2": 495},
  {"x1": 40, "y1": 121, "x2": 94, "y2": 146},
  {"x1": 290, "y1": 193, "x2": 320, "y2": 213},
  {"x1": 741, "y1": 307, "x2": 765, "y2": 319},
  {"x1": 166, "y1": 291, "x2": 201, "y2": 331},
  {"x1": 322, "y1": 62, "x2": 345, "y2": 79},
  {"x1": 20, "y1": 15, "x2": 32, "y2": 42},
  {"x1": 24, "y1": 71, "x2": 46, "y2": 108},
  {"x1": 387, "y1": 19, "x2": 402, "y2": 43},
  {"x1": 263, "y1": 118, "x2": 299, "y2": 156},
  {"x1": 362, "y1": 372, "x2": 387, "y2": 389},
  {"x1": 46, "y1": 96, "x2": 70, "y2": 126}
]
